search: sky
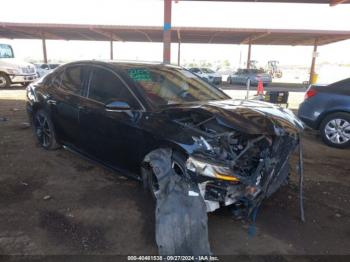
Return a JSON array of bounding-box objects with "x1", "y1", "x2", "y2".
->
[{"x1": 1, "y1": 0, "x2": 350, "y2": 67}]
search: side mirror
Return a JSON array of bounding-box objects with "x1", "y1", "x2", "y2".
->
[{"x1": 105, "y1": 101, "x2": 131, "y2": 111}]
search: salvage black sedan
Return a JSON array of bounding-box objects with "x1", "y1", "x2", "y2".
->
[{"x1": 26, "y1": 61, "x2": 303, "y2": 214}]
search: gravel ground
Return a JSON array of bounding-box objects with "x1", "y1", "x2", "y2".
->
[{"x1": 0, "y1": 89, "x2": 349, "y2": 260}]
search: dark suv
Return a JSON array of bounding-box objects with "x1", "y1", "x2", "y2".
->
[
  {"x1": 298, "y1": 78, "x2": 350, "y2": 148},
  {"x1": 26, "y1": 60, "x2": 303, "y2": 213}
]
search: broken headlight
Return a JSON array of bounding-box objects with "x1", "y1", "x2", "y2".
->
[{"x1": 186, "y1": 156, "x2": 239, "y2": 182}]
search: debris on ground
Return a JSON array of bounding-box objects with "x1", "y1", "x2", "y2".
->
[
  {"x1": 144, "y1": 148, "x2": 211, "y2": 256},
  {"x1": 19, "y1": 122, "x2": 31, "y2": 129},
  {"x1": 0, "y1": 117, "x2": 8, "y2": 122},
  {"x1": 43, "y1": 195, "x2": 52, "y2": 200}
]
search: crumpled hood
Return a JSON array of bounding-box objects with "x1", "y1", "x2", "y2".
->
[
  {"x1": 0, "y1": 58, "x2": 34, "y2": 69},
  {"x1": 164, "y1": 99, "x2": 304, "y2": 135}
]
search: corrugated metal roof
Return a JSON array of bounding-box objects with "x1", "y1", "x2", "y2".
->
[
  {"x1": 1, "y1": 22, "x2": 350, "y2": 46},
  {"x1": 182, "y1": 0, "x2": 349, "y2": 5}
]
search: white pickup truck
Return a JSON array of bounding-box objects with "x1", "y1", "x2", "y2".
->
[{"x1": 0, "y1": 43, "x2": 37, "y2": 88}]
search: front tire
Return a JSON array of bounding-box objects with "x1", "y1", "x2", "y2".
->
[
  {"x1": 33, "y1": 109, "x2": 60, "y2": 150},
  {"x1": 320, "y1": 112, "x2": 350, "y2": 148},
  {"x1": 0, "y1": 73, "x2": 11, "y2": 89},
  {"x1": 147, "y1": 151, "x2": 187, "y2": 199}
]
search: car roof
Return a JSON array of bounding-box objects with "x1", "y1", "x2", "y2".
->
[{"x1": 60, "y1": 59, "x2": 182, "y2": 70}]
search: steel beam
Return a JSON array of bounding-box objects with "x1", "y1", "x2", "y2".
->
[
  {"x1": 42, "y1": 37, "x2": 48, "y2": 64},
  {"x1": 177, "y1": 42, "x2": 181, "y2": 66},
  {"x1": 177, "y1": 29, "x2": 181, "y2": 66},
  {"x1": 163, "y1": 0, "x2": 172, "y2": 64},
  {"x1": 309, "y1": 39, "x2": 318, "y2": 84},
  {"x1": 110, "y1": 40, "x2": 114, "y2": 60},
  {"x1": 89, "y1": 28, "x2": 123, "y2": 41},
  {"x1": 247, "y1": 37, "x2": 252, "y2": 69},
  {"x1": 241, "y1": 32, "x2": 270, "y2": 45},
  {"x1": 330, "y1": 0, "x2": 349, "y2": 6}
]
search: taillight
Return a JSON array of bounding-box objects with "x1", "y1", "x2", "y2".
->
[{"x1": 304, "y1": 88, "x2": 317, "y2": 100}]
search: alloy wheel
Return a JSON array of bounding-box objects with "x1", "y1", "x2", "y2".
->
[
  {"x1": 324, "y1": 118, "x2": 350, "y2": 145},
  {"x1": 34, "y1": 112, "x2": 52, "y2": 147}
]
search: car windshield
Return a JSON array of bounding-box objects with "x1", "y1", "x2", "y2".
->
[
  {"x1": 0, "y1": 44, "x2": 14, "y2": 58},
  {"x1": 122, "y1": 66, "x2": 229, "y2": 106},
  {"x1": 200, "y1": 68, "x2": 215, "y2": 73},
  {"x1": 50, "y1": 64, "x2": 60, "y2": 69}
]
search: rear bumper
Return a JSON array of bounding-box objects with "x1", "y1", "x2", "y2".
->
[
  {"x1": 298, "y1": 100, "x2": 320, "y2": 130},
  {"x1": 10, "y1": 74, "x2": 37, "y2": 83}
]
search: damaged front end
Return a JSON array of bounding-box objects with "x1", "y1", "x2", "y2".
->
[{"x1": 171, "y1": 104, "x2": 303, "y2": 217}]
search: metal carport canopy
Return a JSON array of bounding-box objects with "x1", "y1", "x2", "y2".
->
[
  {"x1": 182, "y1": 0, "x2": 350, "y2": 6},
  {"x1": 1, "y1": 22, "x2": 350, "y2": 46}
]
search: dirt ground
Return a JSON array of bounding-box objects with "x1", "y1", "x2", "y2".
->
[{"x1": 0, "y1": 89, "x2": 350, "y2": 259}]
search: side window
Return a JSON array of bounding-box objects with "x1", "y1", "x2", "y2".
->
[
  {"x1": 50, "y1": 70, "x2": 64, "y2": 88},
  {"x1": 88, "y1": 68, "x2": 140, "y2": 109},
  {"x1": 60, "y1": 66, "x2": 87, "y2": 95}
]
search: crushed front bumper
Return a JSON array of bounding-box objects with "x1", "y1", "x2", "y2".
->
[{"x1": 187, "y1": 134, "x2": 299, "y2": 215}]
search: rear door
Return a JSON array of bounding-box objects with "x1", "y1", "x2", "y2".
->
[
  {"x1": 79, "y1": 66, "x2": 145, "y2": 172},
  {"x1": 49, "y1": 65, "x2": 89, "y2": 146}
]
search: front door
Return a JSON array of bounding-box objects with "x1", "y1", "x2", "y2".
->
[{"x1": 79, "y1": 66, "x2": 144, "y2": 173}]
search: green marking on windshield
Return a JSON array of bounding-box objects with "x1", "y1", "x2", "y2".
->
[{"x1": 127, "y1": 68, "x2": 152, "y2": 81}]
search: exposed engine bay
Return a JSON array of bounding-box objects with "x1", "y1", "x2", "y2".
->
[{"x1": 172, "y1": 110, "x2": 301, "y2": 216}]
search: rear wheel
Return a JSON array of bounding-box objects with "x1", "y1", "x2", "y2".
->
[
  {"x1": 147, "y1": 151, "x2": 187, "y2": 199},
  {"x1": 0, "y1": 73, "x2": 11, "y2": 89},
  {"x1": 33, "y1": 109, "x2": 60, "y2": 150},
  {"x1": 320, "y1": 112, "x2": 350, "y2": 148}
]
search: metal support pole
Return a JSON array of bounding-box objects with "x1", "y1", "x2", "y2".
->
[
  {"x1": 177, "y1": 41, "x2": 181, "y2": 66},
  {"x1": 245, "y1": 78, "x2": 251, "y2": 100},
  {"x1": 163, "y1": 0, "x2": 172, "y2": 64},
  {"x1": 42, "y1": 38, "x2": 48, "y2": 64},
  {"x1": 247, "y1": 37, "x2": 252, "y2": 69},
  {"x1": 309, "y1": 39, "x2": 318, "y2": 84},
  {"x1": 110, "y1": 40, "x2": 114, "y2": 60}
]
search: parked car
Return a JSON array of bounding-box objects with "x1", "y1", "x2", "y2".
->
[
  {"x1": 188, "y1": 67, "x2": 222, "y2": 85},
  {"x1": 35, "y1": 63, "x2": 60, "y2": 78},
  {"x1": 216, "y1": 68, "x2": 236, "y2": 83},
  {"x1": 0, "y1": 43, "x2": 37, "y2": 88},
  {"x1": 298, "y1": 78, "x2": 350, "y2": 148},
  {"x1": 228, "y1": 68, "x2": 272, "y2": 86},
  {"x1": 27, "y1": 60, "x2": 303, "y2": 214}
]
